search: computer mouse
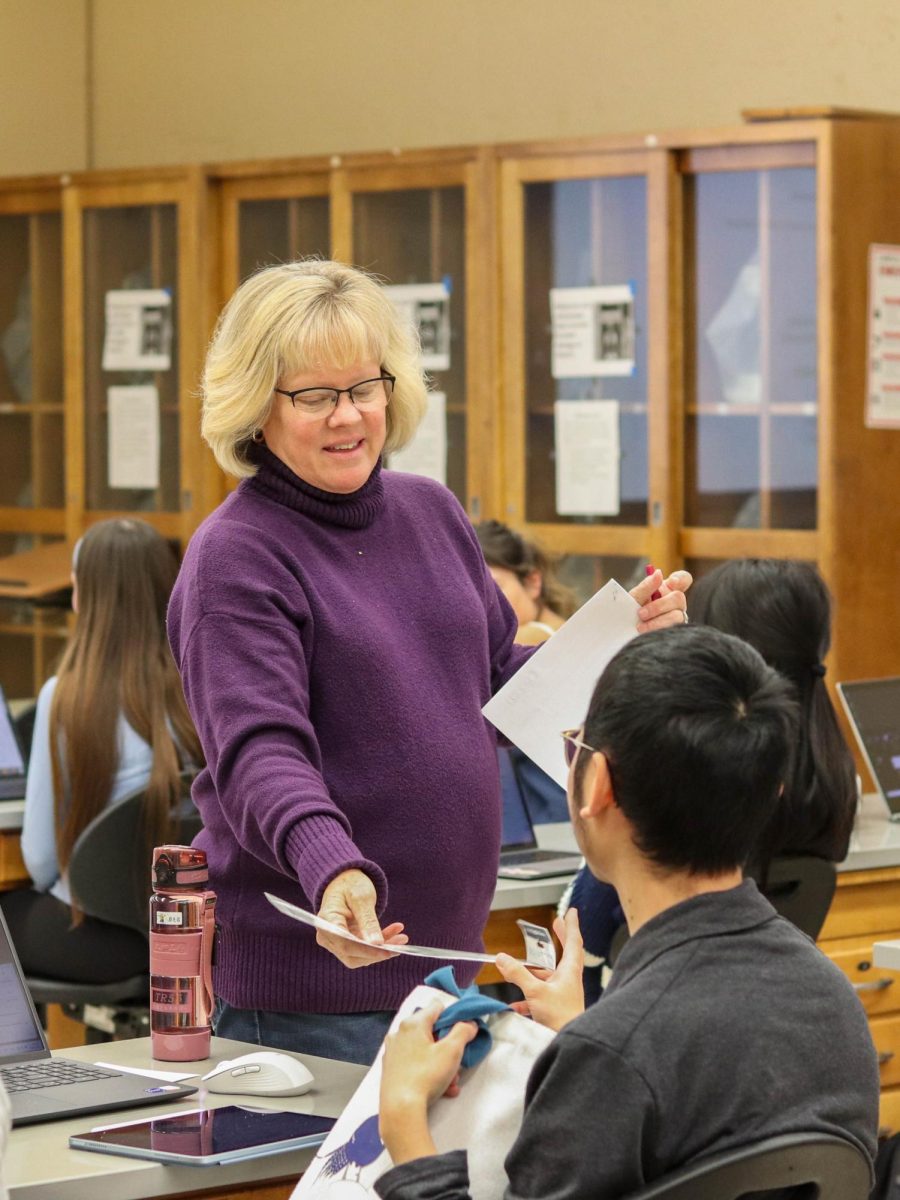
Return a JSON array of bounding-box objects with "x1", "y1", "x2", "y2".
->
[{"x1": 201, "y1": 1051, "x2": 315, "y2": 1097}]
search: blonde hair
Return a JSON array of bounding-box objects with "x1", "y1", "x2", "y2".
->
[{"x1": 202, "y1": 259, "x2": 429, "y2": 479}]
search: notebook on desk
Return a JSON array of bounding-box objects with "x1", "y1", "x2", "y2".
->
[
  {"x1": 0, "y1": 685, "x2": 27, "y2": 801},
  {"x1": 0, "y1": 907, "x2": 197, "y2": 1126},
  {"x1": 497, "y1": 749, "x2": 582, "y2": 880},
  {"x1": 838, "y1": 677, "x2": 900, "y2": 820}
]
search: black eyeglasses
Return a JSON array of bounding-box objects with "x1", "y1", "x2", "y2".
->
[
  {"x1": 561, "y1": 728, "x2": 598, "y2": 769},
  {"x1": 273, "y1": 374, "x2": 395, "y2": 418}
]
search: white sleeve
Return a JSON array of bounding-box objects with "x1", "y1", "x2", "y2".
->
[{"x1": 19, "y1": 678, "x2": 62, "y2": 893}]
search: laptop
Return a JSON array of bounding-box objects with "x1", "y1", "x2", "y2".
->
[
  {"x1": 497, "y1": 749, "x2": 582, "y2": 879},
  {"x1": 0, "y1": 685, "x2": 27, "y2": 801},
  {"x1": 837, "y1": 677, "x2": 900, "y2": 820},
  {"x1": 0, "y1": 906, "x2": 197, "y2": 1126}
]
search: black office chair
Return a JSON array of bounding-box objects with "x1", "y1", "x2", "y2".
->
[
  {"x1": 752, "y1": 855, "x2": 837, "y2": 941},
  {"x1": 623, "y1": 1131, "x2": 871, "y2": 1199},
  {"x1": 26, "y1": 773, "x2": 201, "y2": 1040}
]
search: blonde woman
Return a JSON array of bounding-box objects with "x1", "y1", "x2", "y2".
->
[
  {"x1": 168, "y1": 260, "x2": 689, "y2": 1065},
  {"x1": 0, "y1": 519, "x2": 202, "y2": 982}
]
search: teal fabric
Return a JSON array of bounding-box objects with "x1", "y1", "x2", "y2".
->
[{"x1": 424, "y1": 966, "x2": 509, "y2": 1067}]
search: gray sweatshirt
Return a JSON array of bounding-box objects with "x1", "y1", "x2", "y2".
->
[{"x1": 377, "y1": 880, "x2": 878, "y2": 1200}]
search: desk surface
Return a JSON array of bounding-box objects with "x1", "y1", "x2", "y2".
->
[
  {"x1": 6, "y1": 1036, "x2": 365, "y2": 1200},
  {"x1": 0, "y1": 542, "x2": 71, "y2": 601}
]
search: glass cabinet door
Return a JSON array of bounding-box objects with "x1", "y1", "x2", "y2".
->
[
  {"x1": 0, "y1": 206, "x2": 64, "y2": 515},
  {"x1": 349, "y1": 177, "x2": 468, "y2": 503},
  {"x1": 522, "y1": 173, "x2": 648, "y2": 528},
  {"x1": 683, "y1": 152, "x2": 818, "y2": 533},
  {"x1": 0, "y1": 185, "x2": 67, "y2": 699},
  {"x1": 81, "y1": 202, "x2": 181, "y2": 513}
]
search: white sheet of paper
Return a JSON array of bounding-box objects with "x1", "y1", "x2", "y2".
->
[
  {"x1": 388, "y1": 391, "x2": 446, "y2": 484},
  {"x1": 107, "y1": 385, "x2": 160, "y2": 490},
  {"x1": 550, "y1": 284, "x2": 635, "y2": 378},
  {"x1": 385, "y1": 282, "x2": 451, "y2": 371},
  {"x1": 555, "y1": 399, "x2": 620, "y2": 516},
  {"x1": 483, "y1": 580, "x2": 638, "y2": 788},
  {"x1": 102, "y1": 288, "x2": 172, "y2": 371},
  {"x1": 92, "y1": 1062, "x2": 198, "y2": 1083},
  {"x1": 265, "y1": 893, "x2": 497, "y2": 964}
]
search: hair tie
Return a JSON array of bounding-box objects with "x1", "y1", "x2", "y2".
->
[{"x1": 811, "y1": 663, "x2": 826, "y2": 678}]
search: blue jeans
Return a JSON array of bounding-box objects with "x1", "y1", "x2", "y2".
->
[{"x1": 212, "y1": 999, "x2": 395, "y2": 1066}]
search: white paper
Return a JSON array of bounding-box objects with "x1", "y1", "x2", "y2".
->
[
  {"x1": 483, "y1": 580, "x2": 638, "y2": 788},
  {"x1": 102, "y1": 289, "x2": 172, "y2": 371},
  {"x1": 92, "y1": 1062, "x2": 199, "y2": 1083},
  {"x1": 107, "y1": 385, "x2": 160, "y2": 490},
  {"x1": 388, "y1": 391, "x2": 446, "y2": 483},
  {"x1": 550, "y1": 284, "x2": 635, "y2": 378},
  {"x1": 555, "y1": 399, "x2": 620, "y2": 516},
  {"x1": 867, "y1": 244, "x2": 900, "y2": 429},
  {"x1": 385, "y1": 282, "x2": 451, "y2": 371},
  {"x1": 266, "y1": 893, "x2": 497, "y2": 964}
]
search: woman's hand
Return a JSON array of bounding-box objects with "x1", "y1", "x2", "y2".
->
[
  {"x1": 496, "y1": 909, "x2": 585, "y2": 1032},
  {"x1": 631, "y1": 568, "x2": 692, "y2": 633},
  {"x1": 316, "y1": 869, "x2": 408, "y2": 968},
  {"x1": 379, "y1": 1000, "x2": 477, "y2": 1164}
]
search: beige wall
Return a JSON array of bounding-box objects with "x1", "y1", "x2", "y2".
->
[
  {"x1": 6, "y1": 0, "x2": 900, "y2": 175},
  {"x1": 0, "y1": 0, "x2": 88, "y2": 176}
]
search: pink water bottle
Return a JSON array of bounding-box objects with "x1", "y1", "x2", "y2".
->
[{"x1": 149, "y1": 845, "x2": 216, "y2": 1061}]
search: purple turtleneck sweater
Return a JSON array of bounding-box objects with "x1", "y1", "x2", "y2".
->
[{"x1": 167, "y1": 448, "x2": 530, "y2": 1014}]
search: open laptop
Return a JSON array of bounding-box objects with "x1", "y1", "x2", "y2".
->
[
  {"x1": 0, "y1": 685, "x2": 27, "y2": 801},
  {"x1": 497, "y1": 749, "x2": 582, "y2": 879},
  {"x1": 0, "y1": 906, "x2": 197, "y2": 1126},
  {"x1": 838, "y1": 677, "x2": 900, "y2": 820}
]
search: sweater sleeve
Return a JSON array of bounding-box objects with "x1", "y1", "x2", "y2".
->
[
  {"x1": 376, "y1": 1150, "x2": 472, "y2": 1200},
  {"x1": 20, "y1": 678, "x2": 61, "y2": 893},
  {"x1": 169, "y1": 526, "x2": 388, "y2": 911},
  {"x1": 503, "y1": 1029, "x2": 656, "y2": 1200}
]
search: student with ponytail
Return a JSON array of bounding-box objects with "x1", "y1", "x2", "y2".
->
[{"x1": 0, "y1": 519, "x2": 202, "y2": 983}]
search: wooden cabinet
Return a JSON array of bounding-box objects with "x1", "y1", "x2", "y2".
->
[
  {"x1": 498, "y1": 112, "x2": 900, "y2": 682},
  {"x1": 0, "y1": 175, "x2": 69, "y2": 696},
  {"x1": 819, "y1": 867, "x2": 900, "y2": 1133}
]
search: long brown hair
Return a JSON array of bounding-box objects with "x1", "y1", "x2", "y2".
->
[
  {"x1": 474, "y1": 520, "x2": 578, "y2": 619},
  {"x1": 50, "y1": 520, "x2": 203, "y2": 884}
]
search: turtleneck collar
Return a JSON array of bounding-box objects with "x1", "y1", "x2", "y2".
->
[{"x1": 245, "y1": 442, "x2": 385, "y2": 530}]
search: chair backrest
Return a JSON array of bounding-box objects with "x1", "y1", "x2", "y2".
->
[
  {"x1": 755, "y1": 855, "x2": 837, "y2": 941},
  {"x1": 623, "y1": 1131, "x2": 871, "y2": 1199},
  {"x1": 67, "y1": 772, "x2": 202, "y2": 935}
]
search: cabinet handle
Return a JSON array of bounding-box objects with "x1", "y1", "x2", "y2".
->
[
  {"x1": 879, "y1": 1051, "x2": 895, "y2": 1067},
  {"x1": 853, "y1": 978, "x2": 893, "y2": 993}
]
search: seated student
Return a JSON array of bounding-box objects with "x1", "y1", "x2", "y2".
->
[
  {"x1": 568, "y1": 556, "x2": 858, "y2": 998},
  {"x1": 0, "y1": 519, "x2": 203, "y2": 984},
  {"x1": 376, "y1": 626, "x2": 879, "y2": 1200}
]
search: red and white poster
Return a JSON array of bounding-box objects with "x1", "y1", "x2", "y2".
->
[{"x1": 866, "y1": 244, "x2": 900, "y2": 429}]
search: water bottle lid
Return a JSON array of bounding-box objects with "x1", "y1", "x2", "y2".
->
[{"x1": 152, "y1": 845, "x2": 208, "y2": 889}]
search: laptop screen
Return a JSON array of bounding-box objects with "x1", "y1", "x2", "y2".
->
[
  {"x1": 0, "y1": 685, "x2": 26, "y2": 780},
  {"x1": 0, "y1": 909, "x2": 48, "y2": 1061},
  {"x1": 838, "y1": 677, "x2": 900, "y2": 806},
  {"x1": 499, "y1": 749, "x2": 536, "y2": 852}
]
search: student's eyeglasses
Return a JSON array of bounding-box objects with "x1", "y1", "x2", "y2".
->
[
  {"x1": 561, "y1": 728, "x2": 598, "y2": 769},
  {"x1": 274, "y1": 374, "x2": 395, "y2": 418}
]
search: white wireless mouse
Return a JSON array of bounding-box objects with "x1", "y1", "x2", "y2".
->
[{"x1": 201, "y1": 1051, "x2": 315, "y2": 1097}]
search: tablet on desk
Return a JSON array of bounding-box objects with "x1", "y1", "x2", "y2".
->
[
  {"x1": 69, "y1": 1104, "x2": 336, "y2": 1166},
  {"x1": 837, "y1": 677, "x2": 900, "y2": 820}
]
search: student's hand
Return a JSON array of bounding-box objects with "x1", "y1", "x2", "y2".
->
[
  {"x1": 631, "y1": 568, "x2": 692, "y2": 633},
  {"x1": 497, "y1": 909, "x2": 585, "y2": 1032},
  {"x1": 316, "y1": 869, "x2": 408, "y2": 968},
  {"x1": 379, "y1": 1000, "x2": 478, "y2": 1164}
]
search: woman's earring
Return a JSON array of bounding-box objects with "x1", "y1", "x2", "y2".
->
[{"x1": 251, "y1": 429, "x2": 264, "y2": 443}]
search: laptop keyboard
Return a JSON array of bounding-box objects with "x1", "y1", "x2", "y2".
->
[{"x1": 0, "y1": 1059, "x2": 121, "y2": 1094}]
